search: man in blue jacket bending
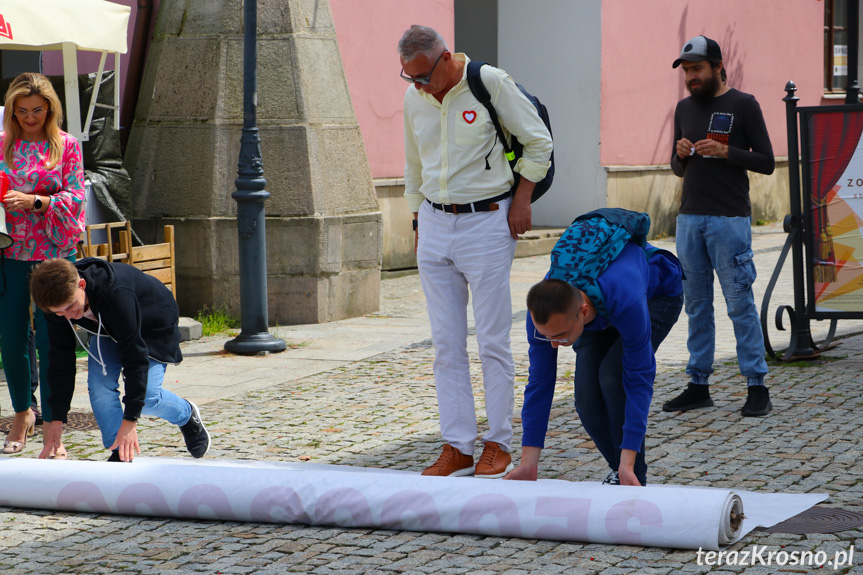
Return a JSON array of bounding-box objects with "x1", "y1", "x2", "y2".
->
[
  {"x1": 506, "y1": 210, "x2": 683, "y2": 486},
  {"x1": 30, "y1": 257, "x2": 211, "y2": 462}
]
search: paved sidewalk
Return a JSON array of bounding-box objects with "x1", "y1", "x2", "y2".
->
[{"x1": 2, "y1": 224, "x2": 863, "y2": 574}]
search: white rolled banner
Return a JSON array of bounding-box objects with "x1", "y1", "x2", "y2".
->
[{"x1": 0, "y1": 458, "x2": 826, "y2": 550}]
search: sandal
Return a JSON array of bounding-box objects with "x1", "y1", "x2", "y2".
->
[
  {"x1": 2, "y1": 410, "x2": 36, "y2": 454},
  {"x1": 1, "y1": 440, "x2": 26, "y2": 454}
]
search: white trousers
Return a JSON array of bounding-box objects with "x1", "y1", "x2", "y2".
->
[{"x1": 417, "y1": 198, "x2": 517, "y2": 455}]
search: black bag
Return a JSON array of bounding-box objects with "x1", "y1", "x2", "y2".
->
[{"x1": 466, "y1": 60, "x2": 554, "y2": 203}]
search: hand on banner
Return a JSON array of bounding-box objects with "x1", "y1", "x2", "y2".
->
[
  {"x1": 38, "y1": 421, "x2": 64, "y2": 459},
  {"x1": 619, "y1": 449, "x2": 642, "y2": 486},
  {"x1": 109, "y1": 420, "x2": 141, "y2": 462},
  {"x1": 504, "y1": 446, "x2": 540, "y2": 481},
  {"x1": 504, "y1": 464, "x2": 537, "y2": 481}
]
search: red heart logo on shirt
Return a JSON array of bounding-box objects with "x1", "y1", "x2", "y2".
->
[{"x1": 463, "y1": 111, "x2": 476, "y2": 124}]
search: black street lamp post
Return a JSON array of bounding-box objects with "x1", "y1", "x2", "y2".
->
[{"x1": 225, "y1": 0, "x2": 287, "y2": 355}]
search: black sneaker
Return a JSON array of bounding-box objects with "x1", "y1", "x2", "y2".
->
[
  {"x1": 662, "y1": 383, "x2": 714, "y2": 412},
  {"x1": 180, "y1": 401, "x2": 211, "y2": 458},
  {"x1": 602, "y1": 470, "x2": 620, "y2": 485},
  {"x1": 107, "y1": 450, "x2": 122, "y2": 462},
  {"x1": 741, "y1": 386, "x2": 772, "y2": 417}
]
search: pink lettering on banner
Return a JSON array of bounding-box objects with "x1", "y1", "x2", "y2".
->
[
  {"x1": 380, "y1": 490, "x2": 443, "y2": 531},
  {"x1": 177, "y1": 484, "x2": 237, "y2": 520},
  {"x1": 532, "y1": 497, "x2": 591, "y2": 540},
  {"x1": 56, "y1": 482, "x2": 110, "y2": 513},
  {"x1": 458, "y1": 494, "x2": 522, "y2": 538},
  {"x1": 249, "y1": 486, "x2": 311, "y2": 523},
  {"x1": 604, "y1": 499, "x2": 663, "y2": 545},
  {"x1": 315, "y1": 488, "x2": 373, "y2": 527},
  {"x1": 116, "y1": 483, "x2": 172, "y2": 517}
]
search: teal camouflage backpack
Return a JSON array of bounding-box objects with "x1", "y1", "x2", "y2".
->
[{"x1": 548, "y1": 208, "x2": 651, "y2": 318}]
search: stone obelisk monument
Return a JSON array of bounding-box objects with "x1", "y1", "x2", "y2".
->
[{"x1": 125, "y1": 0, "x2": 382, "y2": 324}]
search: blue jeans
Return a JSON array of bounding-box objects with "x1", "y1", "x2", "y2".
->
[
  {"x1": 573, "y1": 294, "x2": 683, "y2": 484},
  {"x1": 88, "y1": 336, "x2": 191, "y2": 449},
  {"x1": 676, "y1": 214, "x2": 769, "y2": 385}
]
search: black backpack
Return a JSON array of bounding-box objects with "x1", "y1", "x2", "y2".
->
[{"x1": 466, "y1": 60, "x2": 555, "y2": 203}]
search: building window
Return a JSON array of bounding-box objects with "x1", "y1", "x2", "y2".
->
[{"x1": 826, "y1": 0, "x2": 849, "y2": 92}]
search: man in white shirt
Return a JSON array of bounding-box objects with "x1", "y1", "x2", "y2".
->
[{"x1": 399, "y1": 25, "x2": 552, "y2": 478}]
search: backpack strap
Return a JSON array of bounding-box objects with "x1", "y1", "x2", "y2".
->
[
  {"x1": 549, "y1": 209, "x2": 652, "y2": 318},
  {"x1": 466, "y1": 61, "x2": 515, "y2": 169},
  {"x1": 574, "y1": 208, "x2": 651, "y2": 248}
]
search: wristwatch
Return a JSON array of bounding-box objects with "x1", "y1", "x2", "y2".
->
[
  {"x1": 33, "y1": 196, "x2": 43, "y2": 210},
  {"x1": 412, "y1": 219, "x2": 418, "y2": 231}
]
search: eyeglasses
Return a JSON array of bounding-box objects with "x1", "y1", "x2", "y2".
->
[
  {"x1": 15, "y1": 107, "x2": 47, "y2": 119},
  {"x1": 533, "y1": 328, "x2": 573, "y2": 344},
  {"x1": 533, "y1": 311, "x2": 583, "y2": 344},
  {"x1": 400, "y1": 51, "x2": 446, "y2": 85}
]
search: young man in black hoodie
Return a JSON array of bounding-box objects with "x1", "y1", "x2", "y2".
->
[{"x1": 30, "y1": 257, "x2": 211, "y2": 462}]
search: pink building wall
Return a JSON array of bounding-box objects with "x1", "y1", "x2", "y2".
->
[
  {"x1": 600, "y1": 0, "x2": 824, "y2": 166},
  {"x1": 330, "y1": 0, "x2": 454, "y2": 179}
]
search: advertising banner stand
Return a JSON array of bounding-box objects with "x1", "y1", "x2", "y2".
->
[{"x1": 761, "y1": 82, "x2": 863, "y2": 359}]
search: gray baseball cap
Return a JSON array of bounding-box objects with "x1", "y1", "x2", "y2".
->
[{"x1": 673, "y1": 35, "x2": 723, "y2": 68}]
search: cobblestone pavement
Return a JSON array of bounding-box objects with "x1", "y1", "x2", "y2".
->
[{"x1": 2, "y1": 224, "x2": 863, "y2": 574}]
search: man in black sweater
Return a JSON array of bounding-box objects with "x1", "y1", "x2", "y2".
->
[
  {"x1": 30, "y1": 258, "x2": 211, "y2": 461},
  {"x1": 663, "y1": 35, "x2": 775, "y2": 417}
]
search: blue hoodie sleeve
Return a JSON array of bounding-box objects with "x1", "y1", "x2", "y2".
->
[
  {"x1": 607, "y1": 297, "x2": 655, "y2": 452},
  {"x1": 521, "y1": 311, "x2": 560, "y2": 448},
  {"x1": 596, "y1": 245, "x2": 655, "y2": 452}
]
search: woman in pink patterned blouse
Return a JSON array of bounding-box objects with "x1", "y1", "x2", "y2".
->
[{"x1": 0, "y1": 73, "x2": 85, "y2": 457}]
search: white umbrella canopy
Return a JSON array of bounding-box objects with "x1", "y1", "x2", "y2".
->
[
  {"x1": 0, "y1": 0, "x2": 131, "y2": 141},
  {"x1": 0, "y1": 0, "x2": 130, "y2": 53}
]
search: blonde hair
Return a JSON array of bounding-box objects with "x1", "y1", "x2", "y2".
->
[{"x1": 3, "y1": 73, "x2": 64, "y2": 169}]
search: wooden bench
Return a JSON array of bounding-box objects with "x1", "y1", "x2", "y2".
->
[
  {"x1": 80, "y1": 221, "x2": 132, "y2": 263},
  {"x1": 79, "y1": 222, "x2": 177, "y2": 299},
  {"x1": 121, "y1": 225, "x2": 176, "y2": 299}
]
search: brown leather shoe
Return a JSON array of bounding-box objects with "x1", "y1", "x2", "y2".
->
[
  {"x1": 475, "y1": 442, "x2": 513, "y2": 478},
  {"x1": 421, "y1": 444, "x2": 475, "y2": 477}
]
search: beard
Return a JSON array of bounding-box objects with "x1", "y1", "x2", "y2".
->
[{"x1": 687, "y1": 74, "x2": 721, "y2": 102}]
